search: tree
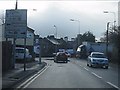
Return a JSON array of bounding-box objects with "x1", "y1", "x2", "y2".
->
[
  {"x1": 81, "y1": 31, "x2": 95, "y2": 42},
  {"x1": 101, "y1": 26, "x2": 120, "y2": 47},
  {"x1": 100, "y1": 25, "x2": 120, "y2": 63},
  {"x1": 74, "y1": 31, "x2": 95, "y2": 50}
]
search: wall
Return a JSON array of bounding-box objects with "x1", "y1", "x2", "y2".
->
[{"x1": 2, "y1": 41, "x2": 13, "y2": 73}]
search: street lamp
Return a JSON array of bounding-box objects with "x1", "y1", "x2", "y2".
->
[
  {"x1": 53, "y1": 25, "x2": 57, "y2": 39},
  {"x1": 103, "y1": 11, "x2": 116, "y2": 31},
  {"x1": 53, "y1": 25, "x2": 57, "y2": 53},
  {"x1": 106, "y1": 22, "x2": 110, "y2": 57},
  {"x1": 70, "y1": 19, "x2": 80, "y2": 34},
  {"x1": 70, "y1": 19, "x2": 81, "y2": 46}
]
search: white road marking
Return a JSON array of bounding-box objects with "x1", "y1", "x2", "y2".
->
[
  {"x1": 107, "y1": 82, "x2": 119, "y2": 89},
  {"x1": 79, "y1": 65, "x2": 82, "y2": 67},
  {"x1": 23, "y1": 66, "x2": 49, "y2": 88},
  {"x1": 91, "y1": 72, "x2": 102, "y2": 79},
  {"x1": 17, "y1": 65, "x2": 49, "y2": 89},
  {"x1": 84, "y1": 67, "x2": 89, "y2": 71}
]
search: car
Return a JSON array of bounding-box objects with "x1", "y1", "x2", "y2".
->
[
  {"x1": 54, "y1": 52, "x2": 68, "y2": 63},
  {"x1": 65, "y1": 52, "x2": 71, "y2": 57},
  {"x1": 15, "y1": 47, "x2": 32, "y2": 62},
  {"x1": 87, "y1": 52, "x2": 109, "y2": 69}
]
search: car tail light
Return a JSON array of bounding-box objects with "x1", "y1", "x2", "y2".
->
[{"x1": 64, "y1": 54, "x2": 67, "y2": 58}]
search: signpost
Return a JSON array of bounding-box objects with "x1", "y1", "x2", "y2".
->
[
  {"x1": 5, "y1": 9, "x2": 27, "y2": 38},
  {"x1": 4, "y1": 9, "x2": 27, "y2": 70}
]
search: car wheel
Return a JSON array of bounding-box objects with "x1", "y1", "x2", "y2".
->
[
  {"x1": 90, "y1": 64, "x2": 92, "y2": 67},
  {"x1": 87, "y1": 63, "x2": 89, "y2": 66},
  {"x1": 104, "y1": 66, "x2": 108, "y2": 69}
]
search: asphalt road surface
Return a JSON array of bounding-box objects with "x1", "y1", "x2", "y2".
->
[{"x1": 19, "y1": 57, "x2": 119, "y2": 89}]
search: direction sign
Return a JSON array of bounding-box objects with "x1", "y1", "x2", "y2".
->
[{"x1": 5, "y1": 9, "x2": 27, "y2": 38}]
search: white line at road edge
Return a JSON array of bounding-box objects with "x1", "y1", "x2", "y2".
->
[
  {"x1": 107, "y1": 82, "x2": 119, "y2": 89},
  {"x1": 84, "y1": 67, "x2": 89, "y2": 71},
  {"x1": 91, "y1": 72, "x2": 102, "y2": 79},
  {"x1": 17, "y1": 65, "x2": 49, "y2": 89}
]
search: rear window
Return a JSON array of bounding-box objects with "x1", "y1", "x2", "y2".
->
[{"x1": 57, "y1": 52, "x2": 66, "y2": 56}]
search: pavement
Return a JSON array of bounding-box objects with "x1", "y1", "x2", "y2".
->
[{"x1": 2, "y1": 58, "x2": 47, "y2": 89}]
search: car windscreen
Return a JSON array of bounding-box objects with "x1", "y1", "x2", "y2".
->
[
  {"x1": 92, "y1": 54, "x2": 106, "y2": 58},
  {"x1": 16, "y1": 49, "x2": 24, "y2": 53}
]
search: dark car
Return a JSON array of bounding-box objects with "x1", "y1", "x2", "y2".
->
[{"x1": 54, "y1": 52, "x2": 68, "y2": 63}]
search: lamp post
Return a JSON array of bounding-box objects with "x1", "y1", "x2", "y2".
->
[
  {"x1": 103, "y1": 11, "x2": 116, "y2": 31},
  {"x1": 70, "y1": 19, "x2": 81, "y2": 46},
  {"x1": 106, "y1": 22, "x2": 110, "y2": 57},
  {"x1": 53, "y1": 25, "x2": 57, "y2": 53},
  {"x1": 70, "y1": 19, "x2": 80, "y2": 34},
  {"x1": 53, "y1": 25, "x2": 57, "y2": 39}
]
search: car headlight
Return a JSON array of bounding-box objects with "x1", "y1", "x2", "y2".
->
[
  {"x1": 91, "y1": 59, "x2": 96, "y2": 62},
  {"x1": 104, "y1": 60, "x2": 108, "y2": 63}
]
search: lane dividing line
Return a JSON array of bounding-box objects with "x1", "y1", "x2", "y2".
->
[
  {"x1": 84, "y1": 67, "x2": 89, "y2": 71},
  {"x1": 17, "y1": 65, "x2": 49, "y2": 89},
  {"x1": 91, "y1": 72, "x2": 102, "y2": 79},
  {"x1": 106, "y1": 82, "x2": 119, "y2": 89}
]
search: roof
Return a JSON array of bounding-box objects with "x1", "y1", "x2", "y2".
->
[
  {"x1": 27, "y1": 27, "x2": 35, "y2": 33},
  {"x1": 91, "y1": 52, "x2": 104, "y2": 55},
  {"x1": 47, "y1": 38, "x2": 60, "y2": 45}
]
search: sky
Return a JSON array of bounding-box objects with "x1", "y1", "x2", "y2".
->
[{"x1": 0, "y1": 0, "x2": 119, "y2": 40}]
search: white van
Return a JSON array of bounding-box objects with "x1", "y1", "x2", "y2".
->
[{"x1": 15, "y1": 47, "x2": 32, "y2": 61}]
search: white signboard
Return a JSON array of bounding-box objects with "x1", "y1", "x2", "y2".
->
[{"x1": 5, "y1": 9, "x2": 27, "y2": 38}]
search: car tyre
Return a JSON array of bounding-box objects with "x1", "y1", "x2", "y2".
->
[
  {"x1": 87, "y1": 63, "x2": 89, "y2": 66},
  {"x1": 104, "y1": 66, "x2": 108, "y2": 69},
  {"x1": 90, "y1": 64, "x2": 92, "y2": 67}
]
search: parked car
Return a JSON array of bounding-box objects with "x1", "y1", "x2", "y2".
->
[
  {"x1": 54, "y1": 52, "x2": 68, "y2": 63},
  {"x1": 15, "y1": 47, "x2": 32, "y2": 62},
  {"x1": 87, "y1": 52, "x2": 109, "y2": 69}
]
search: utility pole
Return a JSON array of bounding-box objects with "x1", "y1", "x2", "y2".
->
[
  {"x1": 39, "y1": 36, "x2": 41, "y2": 64},
  {"x1": 15, "y1": 0, "x2": 18, "y2": 10}
]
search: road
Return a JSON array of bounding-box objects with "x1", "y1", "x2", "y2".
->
[{"x1": 18, "y1": 57, "x2": 119, "y2": 89}]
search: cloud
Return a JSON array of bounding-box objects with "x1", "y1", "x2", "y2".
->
[{"x1": 0, "y1": 0, "x2": 118, "y2": 39}]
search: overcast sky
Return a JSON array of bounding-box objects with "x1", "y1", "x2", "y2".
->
[{"x1": 0, "y1": 0, "x2": 119, "y2": 40}]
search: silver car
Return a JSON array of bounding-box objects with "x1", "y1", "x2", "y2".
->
[
  {"x1": 87, "y1": 52, "x2": 109, "y2": 69},
  {"x1": 15, "y1": 47, "x2": 32, "y2": 62}
]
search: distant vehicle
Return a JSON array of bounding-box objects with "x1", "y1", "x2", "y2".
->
[
  {"x1": 65, "y1": 52, "x2": 71, "y2": 57},
  {"x1": 54, "y1": 52, "x2": 68, "y2": 63},
  {"x1": 66, "y1": 49, "x2": 75, "y2": 57},
  {"x1": 15, "y1": 47, "x2": 32, "y2": 62},
  {"x1": 87, "y1": 52, "x2": 109, "y2": 69},
  {"x1": 76, "y1": 42, "x2": 113, "y2": 59}
]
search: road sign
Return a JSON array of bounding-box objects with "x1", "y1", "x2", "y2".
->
[{"x1": 5, "y1": 9, "x2": 27, "y2": 38}]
